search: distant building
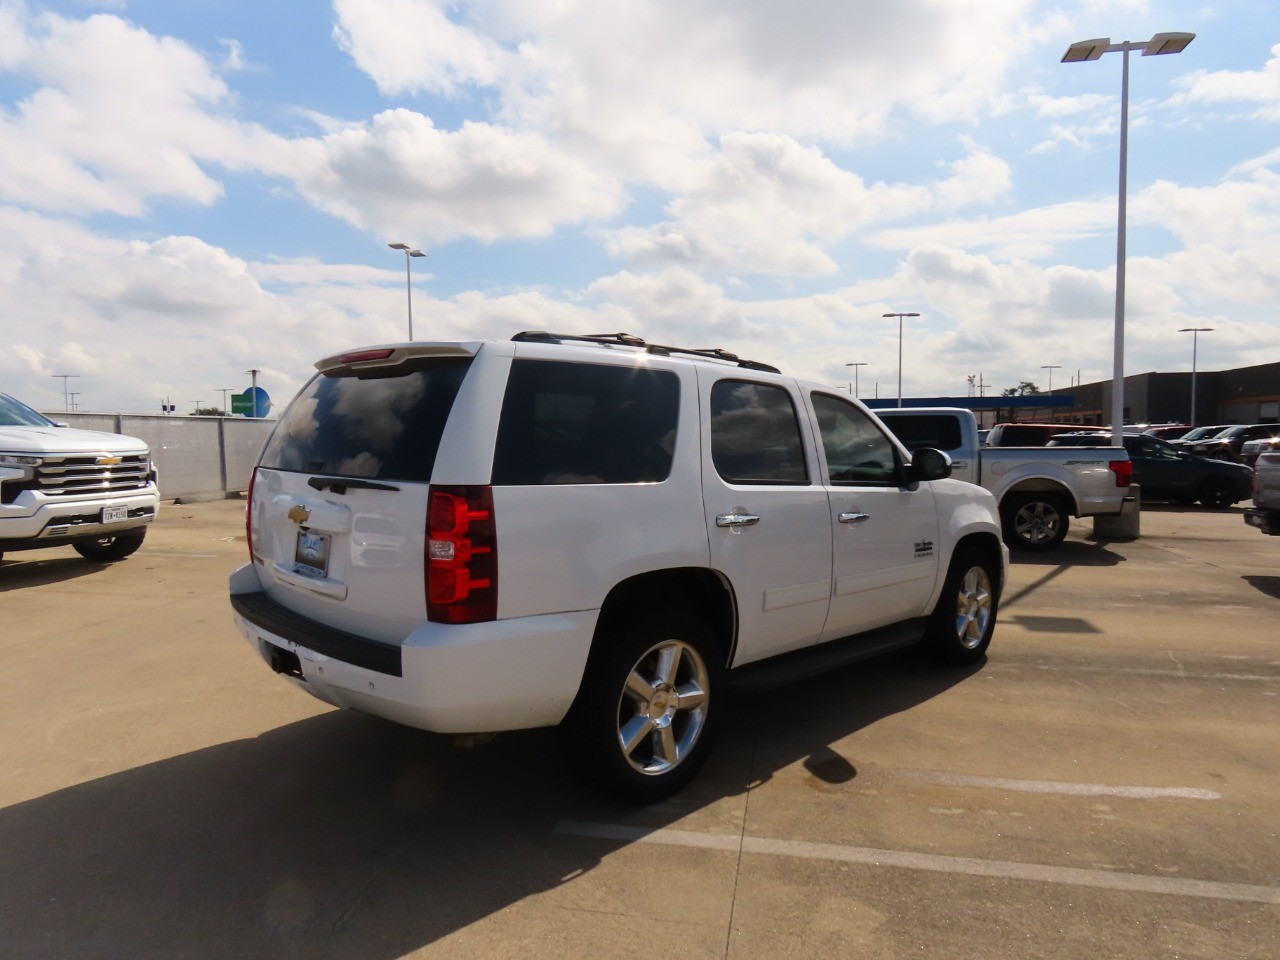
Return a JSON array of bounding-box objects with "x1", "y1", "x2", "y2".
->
[{"x1": 863, "y1": 360, "x2": 1280, "y2": 428}]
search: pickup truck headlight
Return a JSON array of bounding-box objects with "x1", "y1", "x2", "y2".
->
[{"x1": 0, "y1": 455, "x2": 39, "y2": 502}]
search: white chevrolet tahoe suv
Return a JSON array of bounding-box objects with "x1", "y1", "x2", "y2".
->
[
  {"x1": 1, "y1": 392, "x2": 159, "y2": 562},
  {"x1": 231, "y1": 333, "x2": 1007, "y2": 801}
]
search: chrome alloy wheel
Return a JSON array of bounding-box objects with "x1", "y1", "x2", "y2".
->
[
  {"x1": 616, "y1": 639, "x2": 710, "y2": 776},
  {"x1": 954, "y1": 565, "x2": 993, "y2": 649},
  {"x1": 1013, "y1": 500, "x2": 1062, "y2": 546}
]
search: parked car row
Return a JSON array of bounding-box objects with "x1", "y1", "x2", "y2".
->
[{"x1": 1046, "y1": 432, "x2": 1252, "y2": 508}]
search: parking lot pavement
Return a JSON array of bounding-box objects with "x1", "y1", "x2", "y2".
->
[{"x1": 1, "y1": 499, "x2": 1277, "y2": 959}]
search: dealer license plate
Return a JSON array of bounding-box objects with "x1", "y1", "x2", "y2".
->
[
  {"x1": 101, "y1": 504, "x2": 128, "y2": 524},
  {"x1": 295, "y1": 530, "x2": 330, "y2": 578}
]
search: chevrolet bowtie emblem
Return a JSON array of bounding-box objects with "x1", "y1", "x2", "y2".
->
[
  {"x1": 96, "y1": 455, "x2": 123, "y2": 466},
  {"x1": 287, "y1": 505, "x2": 311, "y2": 524}
]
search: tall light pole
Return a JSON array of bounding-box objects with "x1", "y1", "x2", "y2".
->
[
  {"x1": 845, "y1": 362, "x2": 867, "y2": 398},
  {"x1": 1063, "y1": 31, "x2": 1194, "y2": 445},
  {"x1": 218, "y1": 387, "x2": 235, "y2": 415},
  {"x1": 51, "y1": 374, "x2": 79, "y2": 411},
  {"x1": 388, "y1": 242, "x2": 427, "y2": 340},
  {"x1": 1178, "y1": 327, "x2": 1212, "y2": 426},
  {"x1": 882, "y1": 312, "x2": 920, "y2": 407},
  {"x1": 1039, "y1": 366, "x2": 1059, "y2": 396},
  {"x1": 247, "y1": 368, "x2": 261, "y2": 419}
]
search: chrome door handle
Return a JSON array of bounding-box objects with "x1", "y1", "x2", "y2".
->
[
  {"x1": 838, "y1": 512, "x2": 870, "y2": 524},
  {"x1": 716, "y1": 513, "x2": 760, "y2": 528}
]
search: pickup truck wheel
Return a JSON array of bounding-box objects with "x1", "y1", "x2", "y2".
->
[
  {"x1": 925, "y1": 549, "x2": 998, "y2": 664},
  {"x1": 1001, "y1": 494, "x2": 1069, "y2": 551},
  {"x1": 1198, "y1": 479, "x2": 1235, "y2": 509},
  {"x1": 72, "y1": 529, "x2": 146, "y2": 561},
  {"x1": 560, "y1": 612, "x2": 723, "y2": 803}
]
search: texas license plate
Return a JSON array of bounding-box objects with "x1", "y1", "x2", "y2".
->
[
  {"x1": 101, "y1": 504, "x2": 128, "y2": 524},
  {"x1": 295, "y1": 530, "x2": 330, "y2": 577}
]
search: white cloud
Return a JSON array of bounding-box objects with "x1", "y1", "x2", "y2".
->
[
  {"x1": 290, "y1": 109, "x2": 626, "y2": 243},
  {"x1": 1173, "y1": 42, "x2": 1280, "y2": 118},
  {"x1": 332, "y1": 0, "x2": 505, "y2": 96}
]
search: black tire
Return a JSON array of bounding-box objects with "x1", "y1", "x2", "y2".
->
[
  {"x1": 1000, "y1": 494, "x2": 1070, "y2": 551},
  {"x1": 1198, "y1": 479, "x2": 1235, "y2": 509},
  {"x1": 925, "y1": 548, "x2": 998, "y2": 665},
  {"x1": 73, "y1": 528, "x2": 146, "y2": 561},
  {"x1": 559, "y1": 610, "x2": 724, "y2": 803}
]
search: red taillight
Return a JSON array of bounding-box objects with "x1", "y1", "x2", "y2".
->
[
  {"x1": 339, "y1": 348, "x2": 396, "y2": 364},
  {"x1": 1110, "y1": 460, "x2": 1133, "y2": 487},
  {"x1": 427, "y1": 485, "x2": 497, "y2": 624},
  {"x1": 246, "y1": 466, "x2": 258, "y2": 560}
]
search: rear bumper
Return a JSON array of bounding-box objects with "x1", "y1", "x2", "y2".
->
[
  {"x1": 1244, "y1": 508, "x2": 1280, "y2": 535},
  {"x1": 229, "y1": 564, "x2": 596, "y2": 733}
]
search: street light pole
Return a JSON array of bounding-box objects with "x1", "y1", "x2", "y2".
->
[
  {"x1": 1178, "y1": 327, "x2": 1213, "y2": 426},
  {"x1": 51, "y1": 374, "x2": 79, "y2": 411},
  {"x1": 1063, "y1": 31, "x2": 1194, "y2": 446},
  {"x1": 882, "y1": 312, "x2": 920, "y2": 408},
  {"x1": 388, "y1": 242, "x2": 427, "y2": 340},
  {"x1": 1041, "y1": 365, "x2": 1062, "y2": 394},
  {"x1": 845, "y1": 362, "x2": 867, "y2": 398},
  {"x1": 247, "y1": 368, "x2": 261, "y2": 419},
  {"x1": 218, "y1": 387, "x2": 235, "y2": 415}
]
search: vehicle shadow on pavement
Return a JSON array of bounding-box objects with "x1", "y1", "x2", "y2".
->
[
  {"x1": 0, "y1": 649, "x2": 974, "y2": 959},
  {"x1": 1242, "y1": 575, "x2": 1280, "y2": 601},
  {"x1": 1011, "y1": 539, "x2": 1124, "y2": 569},
  {"x1": 0, "y1": 556, "x2": 112, "y2": 591}
]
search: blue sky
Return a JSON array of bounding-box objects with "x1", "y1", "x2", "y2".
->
[{"x1": 2, "y1": 0, "x2": 1278, "y2": 414}]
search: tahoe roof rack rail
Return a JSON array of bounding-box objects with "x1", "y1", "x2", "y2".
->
[{"x1": 512, "y1": 330, "x2": 781, "y2": 374}]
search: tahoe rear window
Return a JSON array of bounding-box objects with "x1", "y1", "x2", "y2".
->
[
  {"x1": 492, "y1": 359, "x2": 680, "y2": 485},
  {"x1": 259, "y1": 358, "x2": 472, "y2": 483}
]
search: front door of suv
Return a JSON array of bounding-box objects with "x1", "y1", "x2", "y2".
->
[
  {"x1": 699, "y1": 373, "x2": 833, "y2": 666},
  {"x1": 808, "y1": 392, "x2": 940, "y2": 641}
]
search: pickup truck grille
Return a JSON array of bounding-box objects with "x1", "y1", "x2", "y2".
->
[{"x1": 32, "y1": 453, "x2": 152, "y2": 497}]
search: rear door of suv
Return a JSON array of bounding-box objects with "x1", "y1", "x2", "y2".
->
[{"x1": 697, "y1": 370, "x2": 832, "y2": 665}]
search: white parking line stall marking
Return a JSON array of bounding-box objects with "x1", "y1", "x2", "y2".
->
[
  {"x1": 554, "y1": 821, "x2": 1280, "y2": 905},
  {"x1": 889, "y1": 770, "x2": 1222, "y2": 800}
]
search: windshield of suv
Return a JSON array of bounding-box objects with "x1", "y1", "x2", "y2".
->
[
  {"x1": 0, "y1": 393, "x2": 56, "y2": 427},
  {"x1": 259, "y1": 358, "x2": 472, "y2": 482}
]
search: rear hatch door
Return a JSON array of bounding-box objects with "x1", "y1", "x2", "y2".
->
[{"x1": 248, "y1": 344, "x2": 481, "y2": 642}]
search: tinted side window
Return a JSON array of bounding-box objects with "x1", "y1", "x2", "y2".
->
[
  {"x1": 260, "y1": 358, "x2": 471, "y2": 482},
  {"x1": 710, "y1": 381, "x2": 808, "y2": 485},
  {"x1": 880, "y1": 414, "x2": 963, "y2": 453},
  {"x1": 492, "y1": 360, "x2": 679, "y2": 485},
  {"x1": 812, "y1": 393, "x2": 899, "y2": 485}
]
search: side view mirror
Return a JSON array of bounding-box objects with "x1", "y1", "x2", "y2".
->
[{"x1": 906, "y1": 447, "x2": 951, "y2": 488}]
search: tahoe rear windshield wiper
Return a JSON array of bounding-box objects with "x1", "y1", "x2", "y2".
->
[{"x1": 307, "y1": 476, "x2": 400, "y2": 494}]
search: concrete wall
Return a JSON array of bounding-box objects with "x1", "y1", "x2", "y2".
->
[{"x1": 44, "y1": 413, "x2": 275, "y2": 501}]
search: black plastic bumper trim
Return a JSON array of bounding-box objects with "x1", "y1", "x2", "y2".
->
[{"x1": 231, "y1": 590, "x2": 403, "y2": 677}]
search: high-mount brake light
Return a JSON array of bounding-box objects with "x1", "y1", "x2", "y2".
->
[
  {"x1": 1109, "y1": 460, "x2": 1133, "y2": 487},
  {"x1": 427, "y1": 485, "x2": 497, "y2": 623},
  {"x1": 339, "y1": 348, "x2": 396, "y2": 364}
]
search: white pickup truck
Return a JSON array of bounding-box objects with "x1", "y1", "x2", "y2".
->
[
  {"x1": 0, "y1": 392, "x2": 159, "y2": 562},
  {"x1": 1244, "y1": 451, "x2": 1280, "y2": 535},
  {"x1": 877, "y1": 407, "x2": 1133, "y2": 551}
]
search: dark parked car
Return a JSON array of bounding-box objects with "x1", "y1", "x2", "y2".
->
[
  {"x1": 1049, "y1": 433, "x2": 1253, "y2": 508},
  {"x1": 1185, "y1": 424, "x2": 1280, "y2": 462},
  {"x1": 1141, "y1": 424, "x2": 1192, "y2": 441},
  {"x1": 1170, "y1": 425, "x2": 1235, "y2": 449},
  {"x1": 985, "y1": 422, "x2": 1097, "y2": 447}
]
